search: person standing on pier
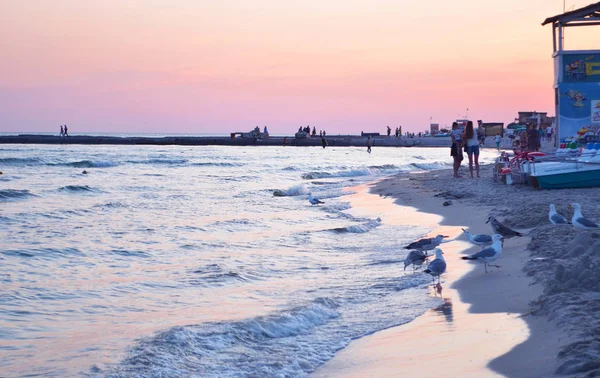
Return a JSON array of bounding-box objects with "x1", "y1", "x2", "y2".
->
[
  {"x1": 367, "y1": 136, "x2": 372, "y2": 153},
  {"x1": 64, "y1": 125, "x2": 69, "y2": 137},
  {"x1": 60, "y1": 125, "x2": 64, "y2": 137},
  {"x1": 387, "y1": 126, "x2": 391, "y2": 136}
]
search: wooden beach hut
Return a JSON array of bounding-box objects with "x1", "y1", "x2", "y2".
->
[{"x1": 543, "y1": 2, "x2": 600, "y2": 145}]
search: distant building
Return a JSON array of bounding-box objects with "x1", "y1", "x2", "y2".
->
[
  {"x1": 430, "y1": 123, "x2": 439, "y2": 134},
  {"x1": 479, "y1": 121, "x2": 504, "y2": 136},
  {"x1": 517, "y1": 111, "x2": 555, "y2": 129}
]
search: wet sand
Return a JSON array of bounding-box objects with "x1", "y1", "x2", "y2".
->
[{"x1": 314, "y1": 171, "x2": 566, "y2": 377}]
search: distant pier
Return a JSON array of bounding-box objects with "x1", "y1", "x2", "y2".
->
[{"x1": 0, "y1": 134, "x2": 458, "y2": 148}]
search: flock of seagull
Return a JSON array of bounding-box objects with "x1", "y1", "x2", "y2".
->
[
  {"x1": 403, "y1": 202, "x2": 599, "y2": 294},
  {"x1": 549, "y1": 202, "x2": 600, "y2": 230},
  {"x1": 306, "y1": 193, "x2": 599, "y2": 292}
]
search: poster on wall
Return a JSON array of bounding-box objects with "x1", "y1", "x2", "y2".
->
[
  {"x1": 563, "y1": 54, "x2": 600, "y2": 83},
  {"x1": 558, "y1": 82, "x2": 600, "y2": 141},
  {"x1": 593, "y1": 100, "x2": 600, "y2": 124}
]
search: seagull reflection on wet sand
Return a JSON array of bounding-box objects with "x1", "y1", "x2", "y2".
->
[{"x1": 432, "y1": 298, "x2": 454, "y2": 324}]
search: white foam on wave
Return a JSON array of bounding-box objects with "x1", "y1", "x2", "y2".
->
[
  {"x1": 330, "y1": 218, "x2": 382, "y2": 234},
  {"x1": 302, "y1": 168, "x2": 376, "y2": 180},
  {"x1": 322, "y1": 202, "x2": 352, "y2": 213},
  {"x1": 102, "y1": 298, "x2": 342, "y2": 377},
  {"x1": 285, "y1": 184, "x2": 308, "y2": 196}
]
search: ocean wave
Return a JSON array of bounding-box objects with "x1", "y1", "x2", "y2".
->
[
  {"x1": 301, "y1": 168, "x2": 375, "y2": 180},
  {"x1": 48, "y1": 160, "x2": 117, "y2": 168},
  {"x1": 366, "y1": 259, "x2": 405, "y2": 266},
  {"x1": 0, "y1": 189, "x2": 35, "y2": 201},
  {"x1": 101, "y1": 298, "x2": 340, "y2": 377},
  {"x1": 126, "y1": 159, "x2": 187, "y2": 165},
  {"x1": 408, "y1": 162, "x2": 450, "y2": 171},
  {"x1": 93, "y1": 201, "x2": 127, "y2": 209},
  {"x1": 58, "y1": 185, "x2": 97, "y2": 193},
  {"x1": 0, "y1": 157, "x2": 42, "y2": 165},
  {"x1": 368, "y1": 164, "x2": 398, "y2": 170},
  {"x1": 0, "y1": 215, "x2": 16, "y2": 224},
  {"x1": 329, "y1": 218, "x2": 382, "y2": 233},
  {"x1": 190, "y1": 162, "x2": 243, "y2": 167},
  {"x1": 273, "y1": 184, "x2": 307, "y2": 197},
  {"x1": 321, "y1": 202, "x2": 352, "y2": 213},
  {"x1": 186, "y1": 269, "x2": 252, "y2": 287},
  {"x1": 1, "y1": 247, "x2": 84, "y2": 259},
  {"x1": 109, "y1": 249, "x2": 151, "y2": 258}
]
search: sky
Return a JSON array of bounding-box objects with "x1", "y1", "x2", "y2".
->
[{"x1": 1, "y1": 0, "x2": 600, "y2": 134}]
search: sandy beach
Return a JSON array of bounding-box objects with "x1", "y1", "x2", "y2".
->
[{"x1": 315, "y1": 162, "x2": 600, "y2": 377}]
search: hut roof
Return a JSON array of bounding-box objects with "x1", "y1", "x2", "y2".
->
[{"x1": 542, "y1": 1, "x2": 600, "y2": 26}]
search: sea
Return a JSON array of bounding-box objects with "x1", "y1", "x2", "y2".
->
[{"x1": 0, "y1": 142, "x2": 497, "y2": 377}]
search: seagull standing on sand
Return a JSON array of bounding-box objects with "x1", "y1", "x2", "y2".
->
[
  {"x1": 404, "y1": 235, "x2": 448, "y2": 252},
  {"x1": 403, "y1": 250, "x2": 428, "y2": 273},
  {"x1": 308, "y1": 193, "x2": 324, "y2": 206},
  {"x1": 571, "y1": 203, "x2": 600, "y2": 230},
  {"x1": 461, "y1": 234, "x2": 503, "y2": 273},
  {"x1": 423, "y1": 248, "x2": 446, "y2": 284},
  {"x1": 549, "y1": 204, "x2": 570, "y2": 225},
  {"x1": 486, "y1": 216, "x2": 523, "y2": 238},
  {"x1": 461, "y1": 228, "x2": 493, "y2": 247}
]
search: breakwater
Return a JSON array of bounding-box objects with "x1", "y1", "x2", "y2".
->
[{"x1": 0, "y1": 134, "x2": 456, "y2": 147}]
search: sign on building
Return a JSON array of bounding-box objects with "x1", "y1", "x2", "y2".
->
[{"x1": 592, "y1": 100, "x2": 600, "y2": 124}]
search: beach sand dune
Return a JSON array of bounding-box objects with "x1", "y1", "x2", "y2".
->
[{"x1": 316, "y1": 163, "x2": 600, "y2": 377}]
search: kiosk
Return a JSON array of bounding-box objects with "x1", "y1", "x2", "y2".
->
[{"x1": 543, "y1": 2, "x2": 600, "y2": 144}]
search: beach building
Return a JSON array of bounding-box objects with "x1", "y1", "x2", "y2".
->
[
  {"x1": 478, "y1": 121, "x2": 504, "y2": 136},
  {"x1": 516, "y1": 111, "x2": 554, "y2": 130},
  {"x1": 543, "y1": 2, "x2": 600, "y2": 143}
]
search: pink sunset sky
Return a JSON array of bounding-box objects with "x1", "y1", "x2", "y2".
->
[{"x1": 1, "y1": 0, "x2": 600, "y2": 134}]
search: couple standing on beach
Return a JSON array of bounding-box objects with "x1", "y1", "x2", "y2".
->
[{"x1": 450, "y1": 121, "x2": 480, "y2": 178}]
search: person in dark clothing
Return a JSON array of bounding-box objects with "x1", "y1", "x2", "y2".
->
[
  {"x1": 450, "y1": 122, "x2": 463, "y2": 178},
  {"x1": 321, "y1": 136, "x2": 328, "y2": 148},
  {"x1": 527, "y1": 124, "x2": 540, "y2": 151}
]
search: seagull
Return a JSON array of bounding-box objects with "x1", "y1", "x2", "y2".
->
[
  {"x1": 423, "y1": 248, "x2": 446, "y2": 284},
  {"x1": 403, "y1": 250, "x2": 428, "y2": 273},
  {"x1": 308, "y1": 193, "x2": 324, "y2": 205},
  {"x1": 486, "y1": 216, "x2": 522, "y2": 238},
  {"x1": 461, "y1": 234, "x2": 503, "y2": 273},
  {"x1": 461, "y1": 228, "x2": 493, "y2": 247},
  {"x1": 549, "y1": 204, "x2": 570, "y2": 225},
  {"x1": 571, "y1": 203, "x2": 600, "y2": 230},
  {"x1": 404, "y1": 234, "x2": 448, "y2": 252}
]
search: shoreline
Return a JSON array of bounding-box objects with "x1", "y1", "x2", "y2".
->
[
  {"x1": 313, "y1": 162, "x2": 600, "y2": 377},
  {"x1": 0, "y1": 134, "x2": 478, "y2": 148},
  {"x1": 313, "y1": 175, "x2": 560, "y2": 377}
]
